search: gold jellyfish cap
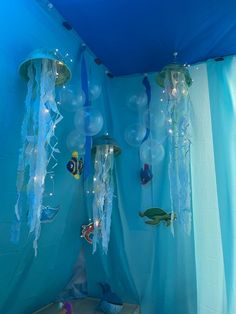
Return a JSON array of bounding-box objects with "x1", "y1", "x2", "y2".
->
[{"x1": 18, "y1": 49, "x2": 71, "y2": 86}]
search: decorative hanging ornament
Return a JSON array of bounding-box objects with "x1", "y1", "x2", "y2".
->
[
  {"x1": 139, "y1": 207, "x2": 176, "y2": 226},
  {"x1": 92, "y1": 135, "x2": 121, "y2": 254},
  {"x1": 81, "y1": 220, "x2": 100, "y2": 244},
  {"x1": 156, "y1": 63, "x2": 192, "y2": 234},
  {"x1": 66, "y1": 151, "x2": 84, "y2": 180},
  {"x1": 15, "y1": 49, "x2": 71, "y2": 255}
]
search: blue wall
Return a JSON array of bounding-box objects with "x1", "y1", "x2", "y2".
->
[
  {"x1": 84, "y1": 74, "x2": 197, "y2": 314},
  {"x1": 0, "y1": 1, "x2": 106, "y2": 313}
]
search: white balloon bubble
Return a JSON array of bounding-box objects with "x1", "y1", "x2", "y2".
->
[
  {"x1": 155, "y1": 127, "x2": 167, "y2": 144},
  {"x1": 74, "y1": 106, "x2": 103, "y2": 136},
  {"x1": 143, "y1": 109, "x2": 166, "y2": 128},
  {"x1": 66, "y1": 130, "x2": 86, "y2": 152},
  {"x1": 127, "y1": 91, "x2": 147, "y2": 111},
  {"x1": 60, "y1": 87, "x2": 85, "y2": 112},
  {"x1": 125, "y1": 123, "x2": 146, "y2": 147},
  {"x1": 140, "y1": 139, "x2": 165, "y2": 164},
  {"x1": 88, "y1": 81, "x2": 102, "y2": 101}
]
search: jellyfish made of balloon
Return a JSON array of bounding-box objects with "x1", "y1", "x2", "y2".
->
[
  {"x1": 157, "y1": 64, "x2": 192, "y2": 234},
  {"x1": 15, "y1": 50, "x2": 71, "y2": 255},
  {"x1": 92, "y1": 135, "x2": 121, "y2": 254}
]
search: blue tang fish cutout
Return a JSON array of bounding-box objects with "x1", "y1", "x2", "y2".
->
[{"x1": 140, "y1": 163, "x2": 153, "y2": 185}]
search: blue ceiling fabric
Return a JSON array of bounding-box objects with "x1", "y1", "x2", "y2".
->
[{"x1": 51, "y1": 0, "x2": 236, "y2": 76}]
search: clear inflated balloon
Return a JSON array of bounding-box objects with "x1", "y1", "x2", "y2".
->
[
  {"x1": 125, "y1": 123, "x2": 146, "y2": 147},
  {"x1": 74, "y1": 106, "x2": 103, "y2": 136},
  {"x1": 66, "y1": 130, "x2": 86, "y2": 152},
  {"x1": 88, "y1": 80, "x2": 102, "y2": 101},
  {"x1": 60, "y1": 87, "x2": 85, "y2": 112},
  {"x1": 155, "y1": 126, "x2": 167, "y2": 144},
  {"x1": 127, "y1": 91, "x2": 148, "y2": 111},
  {"x1": 140, "y1": 139, "x2": 165, "y2": 164},
  {"x1": 143, "y1": 109, "x2": 166, "y2": 128}
]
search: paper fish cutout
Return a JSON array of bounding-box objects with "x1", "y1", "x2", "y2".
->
[{"x1": 66, "y1": 151, "x2": 84, "y2": 180}]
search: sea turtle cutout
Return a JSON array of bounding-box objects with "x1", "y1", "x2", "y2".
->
[{"x1": 139, "y1": 208, "x2": 176, "y2": 226}]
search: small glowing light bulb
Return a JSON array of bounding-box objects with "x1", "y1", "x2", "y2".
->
[
  {"x1": 49, "y1": 192, "x2": 53, "y2": 196},
  {"x1": 34, "y1": 176, "x2": 37, "y2": 181},
  {"x1": 172, "y1": 88, "x2": 177, "y2": 95},
  {"x1": 62, "y1": 85, "x2": 66, "y2": 89},
  {"x1": 160, "y1": 98, "x2": 163, "y2": 102},
  {"x1": 95, "y1": 220, "x2": 100, "y2": 227},
  {"x1": 168, "y1": 129, "x2": 173, "y2": 134},
  {"x1": 93, "y1": 177, "x2": 97, "y2": 181},
  {"x1": 44, "y1": 108, "x2": 49, "y2": 114}
]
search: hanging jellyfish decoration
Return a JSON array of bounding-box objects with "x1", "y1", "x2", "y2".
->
[
  {"x1": 15, "y1": 49, "x2": 71, "y2": 255},
  {"x1": 156, "y1": 63, "x2": 192, "y2": 234},
  {"x1": 91, "y1": 135, "x2": 121, "y2": 254}
]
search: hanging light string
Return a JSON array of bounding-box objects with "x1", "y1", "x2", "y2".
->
[{"x1": 92, "y1": 144, "x2": 114, "y2": 254}]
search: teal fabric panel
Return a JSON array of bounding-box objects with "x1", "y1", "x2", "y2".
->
[
  {"x1": 207, "y1": 56, "x2": 236, "y2": 314},
  {"x1": 190, "y1": 63, "x2": 227, "y2": 314},
  {"x1": 84, "y1": 75, "x2": 197, "y2": 314}
]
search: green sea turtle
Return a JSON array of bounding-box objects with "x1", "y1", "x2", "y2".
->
[{"x1": 139, "y1": 208, "x2": 176, "y2": 226}]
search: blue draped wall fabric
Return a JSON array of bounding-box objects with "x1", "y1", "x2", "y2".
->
[
  {"x1": 1, "y1": 1, "x2": 236, "y2": 313},
  {"x1": 85, "y1": 75, "x2": 197, "y2": 314},
  {"x1": 85, "y1": 58, "x2": 236, "y2": 314},
  {"x1": 0, "y1": 1, "x2": 94, "y2": 313}
]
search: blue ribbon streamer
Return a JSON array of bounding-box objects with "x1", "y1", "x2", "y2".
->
[
  {"x1": 142, "y1": 76, "x2": 151, "y2": 143},
  {"x1": 81, "y1": 54, "x2": 92, "y2": 181}
]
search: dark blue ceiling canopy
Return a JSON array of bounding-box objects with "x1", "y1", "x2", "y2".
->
[{"x1": 51, "y1": 0, "x2": 236, "y2": 76}]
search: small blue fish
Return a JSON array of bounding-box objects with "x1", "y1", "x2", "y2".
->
[
  {"x1": 40, "y1": 205, "x2": 60, "y2": 223},
  {"x1": 140, "y1": 163, "x2": 153, "y2": 184}
]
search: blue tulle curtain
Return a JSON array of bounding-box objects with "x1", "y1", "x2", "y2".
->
[
  {"x1": 84, "y1": 74, "x2": 197, "y2": 314},
  {"x1": 84, "y1": 57, "x2": 236, "y2": 314}
]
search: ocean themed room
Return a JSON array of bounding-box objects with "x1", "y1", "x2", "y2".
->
[{"x1": 1, "y1": 0, "x2": 236, "y2": 313}]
